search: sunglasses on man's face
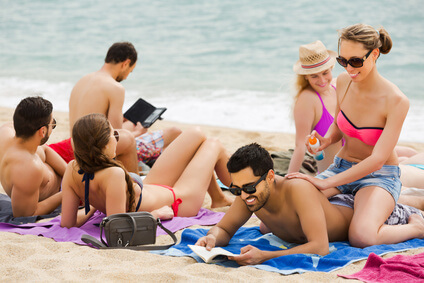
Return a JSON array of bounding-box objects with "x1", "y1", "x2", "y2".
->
[
  {"x1": 113, "y1": 130, "x2": 119, "y2": 142},
  {"x1": 336, "y1": 49, "x2": 373, "y2": 68},
  {"x1": 228, "y1": 172, "x2": 268, "y2": 196},
  {"x1": 38, "y1": 117, "x2": 57, "y2": 130}
]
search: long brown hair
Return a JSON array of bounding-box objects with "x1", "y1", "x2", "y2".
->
[{"x1": 72, "y1": 113, "x2": 136, "y2": 211}]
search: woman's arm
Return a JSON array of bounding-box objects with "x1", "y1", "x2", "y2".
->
[
  {"x1": 288, "y1": 92, "x2": 316, "y2": 173},
  {"x1": 60, "y1": 162, "x2": 82, "y2": 227}
]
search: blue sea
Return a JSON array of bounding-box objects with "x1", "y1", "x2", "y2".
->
[{"x1": 1, "y1": 1, "x2": 423, "y2": 142}]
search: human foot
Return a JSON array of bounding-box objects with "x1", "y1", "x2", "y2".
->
[
  {"x1": 408, "y1": 213, "x2": 424, "y2": 238},
  {"x1": 211, "y1": 194, "x2": 234, "y2": 208}
]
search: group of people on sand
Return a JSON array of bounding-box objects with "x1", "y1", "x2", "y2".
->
[{"x1": 1, "y1": 23, "x2": 424, "y2": 266}]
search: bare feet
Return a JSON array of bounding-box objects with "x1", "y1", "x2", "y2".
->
[
  {"x1": 408, "y1": 213, "x2": 424, "y2": 238},
  {"x1": 211, "y1": 194, "x2": 234, "y2": 208}
]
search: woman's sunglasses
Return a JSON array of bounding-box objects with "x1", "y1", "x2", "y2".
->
[
  {"x1": 113, "y1": 130, "x2": 119, "y2": 142},
  {"x1": 336, "y1": 49, "x2": 373, "y2": 68},
  {"x1": 228, "y1": 172, "x2": 268, "y2": 196}
]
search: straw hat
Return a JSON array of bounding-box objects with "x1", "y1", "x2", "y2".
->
[{"x1": 293, "y1": 40, "x2": 337, "y2": 75}]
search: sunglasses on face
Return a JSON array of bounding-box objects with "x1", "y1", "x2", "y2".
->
[
  {"x1": 336, "y1": 49, "x2": 373, "y2": 68},
  {"x1": 228, "y1": 172, "x2": 268, "y2": 196},
  {"x1": 38, "y1": 117, "x2": 57, "y2": 130},
  {"x1": 113, "y1": 130, "x2": 119, "y2": 142}
]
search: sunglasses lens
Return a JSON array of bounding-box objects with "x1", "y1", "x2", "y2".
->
[
  {"x1": 336, "y1": 57, "x2": 348, "y2": 67},
  {"x1": 229, "y1": 188, "x2": 241, "y2": 196},
  {"x1": 114, "y1": 130, "x2": 119, "y2": 142},
  {"x1": 244, "y1": 186, "x2": 256, "y2": 194},
  {"x1": 349, "y1": 58, "x2": 363, "y2": 68}
]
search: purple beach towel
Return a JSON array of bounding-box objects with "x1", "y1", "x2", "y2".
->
[{"x1": 0, "y1": 208, "x2": 224, "y2": 246}]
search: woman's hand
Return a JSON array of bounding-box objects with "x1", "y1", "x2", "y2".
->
[
  {"x1": 151, "y1": 206, "x2": 174, "y2": 220},
  {"x1": 285, "y1": 172, "x2": 329, "y2": 191},
  {"x1": 305, "y1": 131, "x2": 331, "y2": 155}
]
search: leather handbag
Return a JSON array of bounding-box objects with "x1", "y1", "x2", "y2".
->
[{"x1": 81, "y1": 212, "x2": 177, "y2": 250}]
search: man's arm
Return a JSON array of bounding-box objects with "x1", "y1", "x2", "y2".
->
[
  {"x1": 230, "y1": 179, "x2": 330, "y2": 265},
  {"x1": 10, "y1": 162, "x2": 61, "y2": 217},
  {"x1": 196, "y1": 197, "x2": 252, "y2": 250},
  {"x1": 42, "y1": 145, "x2": 67, "y2": 177}
]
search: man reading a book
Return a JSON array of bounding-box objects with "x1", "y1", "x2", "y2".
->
[
  {"x1": 50, "y1": 42, "x2": 181, "y2": 172},
  {"x1": 195, "y1": 143, "x2": 424, "y2": 265}
]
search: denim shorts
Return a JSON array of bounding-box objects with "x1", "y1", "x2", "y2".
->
[{"x1": 316, "y1": 156, "x2": 401, "y2": 201}]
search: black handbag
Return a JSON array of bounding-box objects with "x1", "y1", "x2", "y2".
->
[{"x1": 81, "y1": 212, "x2": 177, "y2": 250}]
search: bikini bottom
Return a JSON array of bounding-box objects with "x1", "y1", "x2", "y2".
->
[{"x1": 152, "y1": 184, "x2": 182, "y2": 216}]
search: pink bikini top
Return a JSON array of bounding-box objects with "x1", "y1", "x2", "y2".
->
[
  {"x1": 337, "y1": 110, "x2": 383, "y2": 146},
  {"x1": 313, "y1": 85, "x2": 336, "y2": 137}
]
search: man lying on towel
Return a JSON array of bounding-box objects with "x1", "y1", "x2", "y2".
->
[
  {"x1": 0, "y1": 97, "x2": 65, "y2": 217},
  {"x1": 196, "y1": 143, "x2": 424, "y2": 265}
]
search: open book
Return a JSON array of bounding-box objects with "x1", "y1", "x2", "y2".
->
[
  {"x1": 188, "y1": 244, "x2": 237, "y2": 263},
  {"x1": 123, "y1": 98, "x2": 167, "y2": 128}
]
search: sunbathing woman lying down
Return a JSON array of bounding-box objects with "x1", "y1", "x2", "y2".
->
[{"x1": 61, "y1": 114, "x2": 232, "y2": 228}]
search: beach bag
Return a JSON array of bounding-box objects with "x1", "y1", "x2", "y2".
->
[
  {"x1": 81, "y1": 212, "x2": 177, "y2": 250},
  {"x1": 271, "y1": 149, "x2": 317, "y2": 177}
]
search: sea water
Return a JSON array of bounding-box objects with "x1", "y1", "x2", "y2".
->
[{"x1": 0, "y1": 0, "x2": 423, "y2": 142}]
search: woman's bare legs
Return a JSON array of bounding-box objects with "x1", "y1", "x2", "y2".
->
[
  {"x1": 349, "y1": 186, "x2": 424, "y2": 248},
  {"x1": 143, "y1": 127, "x2": 206, "y2": 186},
  {"x1": 172, "y1": 137, "x2": 233, "y2": 216}
]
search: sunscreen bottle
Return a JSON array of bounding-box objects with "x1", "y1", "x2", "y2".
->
[{"x1": 308, "y1": 136, "x2": 324, "y2": 161}]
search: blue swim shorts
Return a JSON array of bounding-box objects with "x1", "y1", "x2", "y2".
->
[{"x1": 316, "y1": 156, "x2": 401, "y2": 202}]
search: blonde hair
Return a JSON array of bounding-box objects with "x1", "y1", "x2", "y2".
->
[
  {"x1": 293, "y1": 74, "x2": 310, "y2": 102},
  {"x1": 338, "y1": 23, "x2": 392, "y2": 55}
]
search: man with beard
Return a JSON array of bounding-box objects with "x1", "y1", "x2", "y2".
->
[
  {"x1": 54, "y1": 42, "x2": 180, "y2": 173},
  {"x1": 195, "y1": 143, "x2": 424, "y2": 265},
  {"x1": 0, "y1": 97, "x2": 65, "y2": 217}
]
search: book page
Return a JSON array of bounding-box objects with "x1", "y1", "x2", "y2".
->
[{"x1": 188, "y1": 245, "x2": 236, "y2": 263}]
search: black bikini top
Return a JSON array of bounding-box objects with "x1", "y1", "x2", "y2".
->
[{"x1": 78, "y1": 169, "x2": 143, "y2": 215}]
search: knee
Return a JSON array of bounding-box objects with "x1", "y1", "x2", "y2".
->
[
  {"x1": 184, "y1": 127, "x2": 207, "y2": 142},
  {"x1": 117, "y1": 129, "x2": 136, "y2": 153},
  {"x1": 348, "y1": 225, "x2": 378, "y2": 248}
]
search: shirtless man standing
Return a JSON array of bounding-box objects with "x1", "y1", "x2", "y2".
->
[
  {"x1": 196, "y1": 143, "x2": 424, "y2": 265},
  {"x1": 0, "y1": 97, "x2": 65, "y2": 217},
  {"x1": 51, "y1": 42, "x2": 180, "y2": 173}
]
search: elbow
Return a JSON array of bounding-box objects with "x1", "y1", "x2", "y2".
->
[{"x1": 310, "y1": 241, "x2": 330, "y2": 256}]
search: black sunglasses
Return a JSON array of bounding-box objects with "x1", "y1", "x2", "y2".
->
[
  {"x1": 228, "y1": 172, "x2": 268, "y2": 196},
  {"x1": 113, "y1": 130, "x2": 119, "y2": 142},
  {"x1": 38, "y1": 117, "x2": 57, "y2": 130},
  {"x1": 336, "y1": 49, "x2": 373, "y2": 68}
]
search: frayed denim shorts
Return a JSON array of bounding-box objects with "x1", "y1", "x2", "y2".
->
[{"x1": 316, "y1": 156, "x2": 401, "y2": 202}]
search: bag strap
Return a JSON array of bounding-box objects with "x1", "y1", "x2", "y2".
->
[{"x1": 81, "y1": 218, "x2": 177, "y2": 250}]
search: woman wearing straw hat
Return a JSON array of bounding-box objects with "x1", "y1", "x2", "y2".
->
[
  {"x1": 287, "y1": 24, "x2": 424, "y2": 248},
  {"x1": 288, "y1": 40, "x2": 343, "y2": 174}
]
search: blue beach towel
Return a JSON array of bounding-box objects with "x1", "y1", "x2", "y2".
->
[{"x1": 154, "y1": 226, "x2": 424, "y2": 275}]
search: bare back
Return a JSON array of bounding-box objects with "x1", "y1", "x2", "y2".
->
[
  {"x1": 69, "y1": 70, "x2": 125, "y2": 133},
  {"x1": 255, "y1": 177, "x2": 353, "y2": 243},
  {"x1": 0, "y1": 124, "x2": 61, "y2": 215}
]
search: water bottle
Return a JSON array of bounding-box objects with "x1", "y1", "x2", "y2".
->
[{"x1": 308, "y1": 136, "x2": 324, "y2": 161}]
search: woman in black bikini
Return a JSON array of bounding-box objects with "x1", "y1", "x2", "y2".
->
[{"x1": 60, "y1": 113, "x2": 233, "y2": 228}]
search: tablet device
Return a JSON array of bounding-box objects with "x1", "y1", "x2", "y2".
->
[{"x1": 123, "y1": 98, "x2": 167, "y2": 128}]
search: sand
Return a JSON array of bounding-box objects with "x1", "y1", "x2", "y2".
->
[{"x1": 1, "y1": 106, "x2": 424, "y2": 282}]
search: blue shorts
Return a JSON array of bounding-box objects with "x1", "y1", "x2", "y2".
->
[{"x1": 316, "y1": 156, "x2": 401, "y2": 202}]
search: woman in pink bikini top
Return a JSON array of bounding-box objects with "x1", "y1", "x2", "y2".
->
[
  {"x1": 286, "y1": 24, "x2": 422, "y2": 249},
  {"x1": 289, "y1": 40, "x2": 343, "y2": 173}
]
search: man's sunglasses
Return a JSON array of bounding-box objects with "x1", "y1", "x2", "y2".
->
[
  {"x1": 38, "y1": 117, "x2": 57, "y2": 130},
  {"x1": 336, "y1": 49, "x2": 373, "y2": 68},
  {"x1": 228, "y1": 172, "x2": 268, "y2": 196},
  {"x1": 113, "y1": 130, "x2": 119, "y2": 142}
]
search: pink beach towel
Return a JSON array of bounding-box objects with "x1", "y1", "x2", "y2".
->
[{"x1": 339, "y1": 252, "x2": 424, "y2": 282}]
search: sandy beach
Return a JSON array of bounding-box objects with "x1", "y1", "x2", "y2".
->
[{"x1": 1, "y1": 106, "x2": 424, "y2": 282}]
